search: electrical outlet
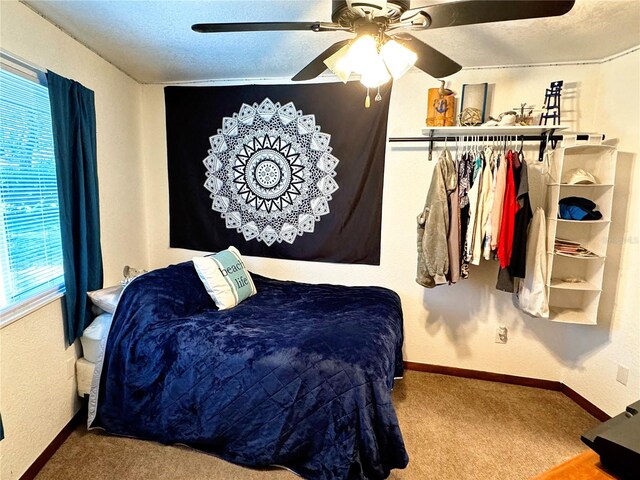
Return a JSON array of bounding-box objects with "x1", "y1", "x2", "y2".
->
[
  {"x1": 616, "y1": 364, "x2": 629, "y2": 386},
  {"x1": 66, "y1": 357, "x2": 75, "y2": 379},
  {"x1": 495, "y1": 326, "x2": 508, "y2": 344}
]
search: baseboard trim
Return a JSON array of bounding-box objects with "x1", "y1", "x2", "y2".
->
[
  {"x1": 403, "y1": 361, "x2": 562, "y2": 390},
  {"x1": 560, "y1": 384, "x2": 610, "y2": 422},
  {"x1": 404, "y1": 361, "x2": 610, "y2": 422},
  {"x1": 19, "y1": 407, "x2": 84, "y2": 480}
]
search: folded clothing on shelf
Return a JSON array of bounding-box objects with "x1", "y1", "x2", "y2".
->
[
  {"x1": 559, "y1": 196, "x2": 602, "y2": 220},
  {"x1": 554, "y1": 238, "x2": 598, "y2": 257}
]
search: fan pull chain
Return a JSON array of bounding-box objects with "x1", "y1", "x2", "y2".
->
[
  {"x1": 365, "y1": 87, "x2": 371, "y2": 108},
  {"x1": 375, "y1": 86, "x2": 382, "y2": 102}
]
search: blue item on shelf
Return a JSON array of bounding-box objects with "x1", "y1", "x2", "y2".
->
[{"x1": 558, "y1": 196, "x2": 602, "y2": 221}]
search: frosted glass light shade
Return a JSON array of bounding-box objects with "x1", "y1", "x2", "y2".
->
[
  {"x1": 360, "y1": 54, "x2": 391, "y2": 88},
  {"x1": 346, "y1": 35, "x2": 379, "y2": 74},
  {"x1": 380, "y1": 40, "x2": 417, "y2": 79},
  {"x1": 323, "y1": 43, "x2": 353, "y2": 83}
]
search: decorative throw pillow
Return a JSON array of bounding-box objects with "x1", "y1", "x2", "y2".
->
[
  {"x1": 193, "y1": 246, "x2": 257, "y2": 310},
  {"x1": 87, "y1": 285, "x2": 123, "y2": 313}
]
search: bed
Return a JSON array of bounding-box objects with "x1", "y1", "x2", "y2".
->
[{"x1": 88, "y1": 261, "x2": 408, "y2": 479}]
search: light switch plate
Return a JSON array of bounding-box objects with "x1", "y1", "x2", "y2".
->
[{"x1": 616, "y1": 364, "x2": 629, "y2": 386}]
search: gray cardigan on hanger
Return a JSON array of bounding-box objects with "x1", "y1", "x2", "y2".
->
[{"x1": 417, "y1": 149, "x2": 457, "y2": 288}]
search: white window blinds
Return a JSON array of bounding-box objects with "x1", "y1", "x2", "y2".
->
[{"x1": 0, "y1": 65, "x2": 65, "y2": 315}]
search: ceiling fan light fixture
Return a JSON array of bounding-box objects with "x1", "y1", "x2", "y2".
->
[
  {"x1": 380, "y1": 39, "x2": 417, "y2": 79},
  {"x1": 345, "y1": 34, "x2": 379, "y2": 75},
  {"x1": 323, "y1": 42, "x2": 353, "y2": 83},
  {"x1": 359, "y1": 54, "x2": 391, "y2": 88}
]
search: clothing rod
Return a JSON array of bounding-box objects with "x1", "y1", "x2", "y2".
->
[{"x1": 388, "y1": 134, "x2": 594, "y2": 143}]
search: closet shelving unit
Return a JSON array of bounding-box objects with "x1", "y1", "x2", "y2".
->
[{"x1": 545, "y1": 135, "x2": 617, "y2": 325}]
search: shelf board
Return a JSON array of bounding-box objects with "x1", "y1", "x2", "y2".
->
[
  {"x1": 548, "y1": 307, "x2": 598, "y2": 325},
  {"x1": 548, "y1": 279, "x2": 602, "y2": 291},
  {"x1": 549, "y1": 252, "x2": 605, "y2": 260},
  {"x1": 548, "y1": 183, "x2": 614, "y2": 188},
  {"x1": 553, "y1": 218, "x2": 611, "y2": 224},
  {"x1": 421, "y1": 125, "x2": 568, "y2": 137},
  {"x1": 563, "y1": 144, "x2": 616, "y2": 154}
]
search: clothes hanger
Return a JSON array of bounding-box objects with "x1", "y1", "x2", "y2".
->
[
  {"x1": 443, "y1": 135, "x2": 449, "y2": 160},
  {"x1": 518, "y1": 135, "x2": 526, "y2": 164},
  {"x1": 455, "y1": 136, "x2": 460, "y2": 166}
]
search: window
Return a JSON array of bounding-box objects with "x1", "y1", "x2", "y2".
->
[{"x1": 0, "y1": 54, "x2": 64, "y2": 325}]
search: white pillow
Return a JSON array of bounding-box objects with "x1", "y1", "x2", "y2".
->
[
  {"x1": 193, "y1": 246, "x2": 257, "y2": 310},
  {"x1": 87, "y1": 285, "x2": 122, "y2": 313}
]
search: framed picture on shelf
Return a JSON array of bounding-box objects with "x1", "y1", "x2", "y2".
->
[{"x1": 459, "y1": 83, "x2": 488, "y2": 126}]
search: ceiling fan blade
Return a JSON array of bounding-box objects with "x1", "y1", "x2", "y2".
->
[
  {"x1": 292, "y1": 39, "x2": 351, "y2": 81},
  {"x1": 402, "y1": 0, "x2": 575, "y2": 30},
  {"x1": 192, "y1": 22, "x2": 344, "y2": 33},
  {"x1": 398, "y1": 34, "x2": 462, "y2": 78}
]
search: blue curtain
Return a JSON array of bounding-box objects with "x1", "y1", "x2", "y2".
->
[{"x1": 47, "y1": 70, "x2": 103, "y2": 345}]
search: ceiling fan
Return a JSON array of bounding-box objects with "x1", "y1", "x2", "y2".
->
[{"x1": 192, "y1": 0, "x2": 576, "y2": 85}]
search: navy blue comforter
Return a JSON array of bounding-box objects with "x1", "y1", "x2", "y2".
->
[{"x1": 90, "y1": 262, "x2": 408, "y2": 479}]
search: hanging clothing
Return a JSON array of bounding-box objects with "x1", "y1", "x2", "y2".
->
[
  {"x1": 497, "y1": 151, "x2": 519, "y2": 269},
  {"x1": 417, "y1": 149, "x2": 457, "y2": 288},
  {"x1": 489, "y1": 152, "x2": 507, "y2": 250},
  {"x1": 458, "y1": 153, "x2": 473, "y2": 279},
  {"x1": 516, "y1": 208, "x2": 549, "y2": 318},
  {"x1": 463, "y1": 152, "x2": 484, "y2": 263},
  {"x1": 458, "y1": 152, "x2": 472, "y2": 209},
  {"x1": 509, "y1": 157, "x2": 533, "y2": 278},
  {"x1": 447, "y1": 180, "x2": 461, "y2": 284},
  {"x1": 483, "y1": 153, "x2": 499, "y2": 260},
  {"x1": 497, "y1": 155, "x2": 534, "y2": 292},
  {"x1": 472, "y1": 148, "x2": 494, "y2": 265}
]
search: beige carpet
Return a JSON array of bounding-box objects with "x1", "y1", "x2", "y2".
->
[{"x1": 35, "y1": 370, "x2": 598, "y2": 480}]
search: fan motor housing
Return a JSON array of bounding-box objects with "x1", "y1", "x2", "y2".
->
[{"x1": 332, "y1": 0, "x2": 410, "y2": 26}]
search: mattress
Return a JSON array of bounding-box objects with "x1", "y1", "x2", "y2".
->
[
  {"x1": 80, "y1": 313, "x2": 112, "y2": 363},
  {"x1": 76, "y1": 357, "x2": 96, "y2": 397}
]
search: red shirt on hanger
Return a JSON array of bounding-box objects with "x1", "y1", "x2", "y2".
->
[{"x1": 497, "y1": 151, "x2": 520, "y2": 268}]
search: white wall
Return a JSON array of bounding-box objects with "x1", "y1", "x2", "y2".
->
[
  {"x1": 140, "y1": 55, "x2": 638, "y2": 416},
  {"x1": 560, "y1": 50, "x2": 640, "y2": 414},
  {"x1": 0, "y1": 2, "x2": 148, "y2": 478}
]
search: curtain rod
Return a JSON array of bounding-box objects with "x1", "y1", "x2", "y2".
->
[{"x1": 0, "y1": 49, "x2": 47, "y2": 85}]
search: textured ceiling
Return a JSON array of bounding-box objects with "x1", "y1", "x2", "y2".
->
[{"x1": 21, "y1": 0, "x2": 640, "y2": 84}]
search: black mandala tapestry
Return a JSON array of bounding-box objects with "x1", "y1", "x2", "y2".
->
[{"x1": 165, "y1": 82, "x2": 391, "y2": 265}]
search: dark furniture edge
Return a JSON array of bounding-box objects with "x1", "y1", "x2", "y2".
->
[
  {"x1": 404, "y1": 361, "x2": 610, "y2": 422},
  {"x1": 19, "y1": 406, "x2": 84, "y2": 480}
]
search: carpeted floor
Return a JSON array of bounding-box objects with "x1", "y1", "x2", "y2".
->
[{"x1": 35, "y1": 370, "x2": 598, "y2": 480}]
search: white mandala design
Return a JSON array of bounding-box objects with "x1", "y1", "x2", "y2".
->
[{"x1": 203, "y1": 98, "x2": 340, "y2": 246}]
